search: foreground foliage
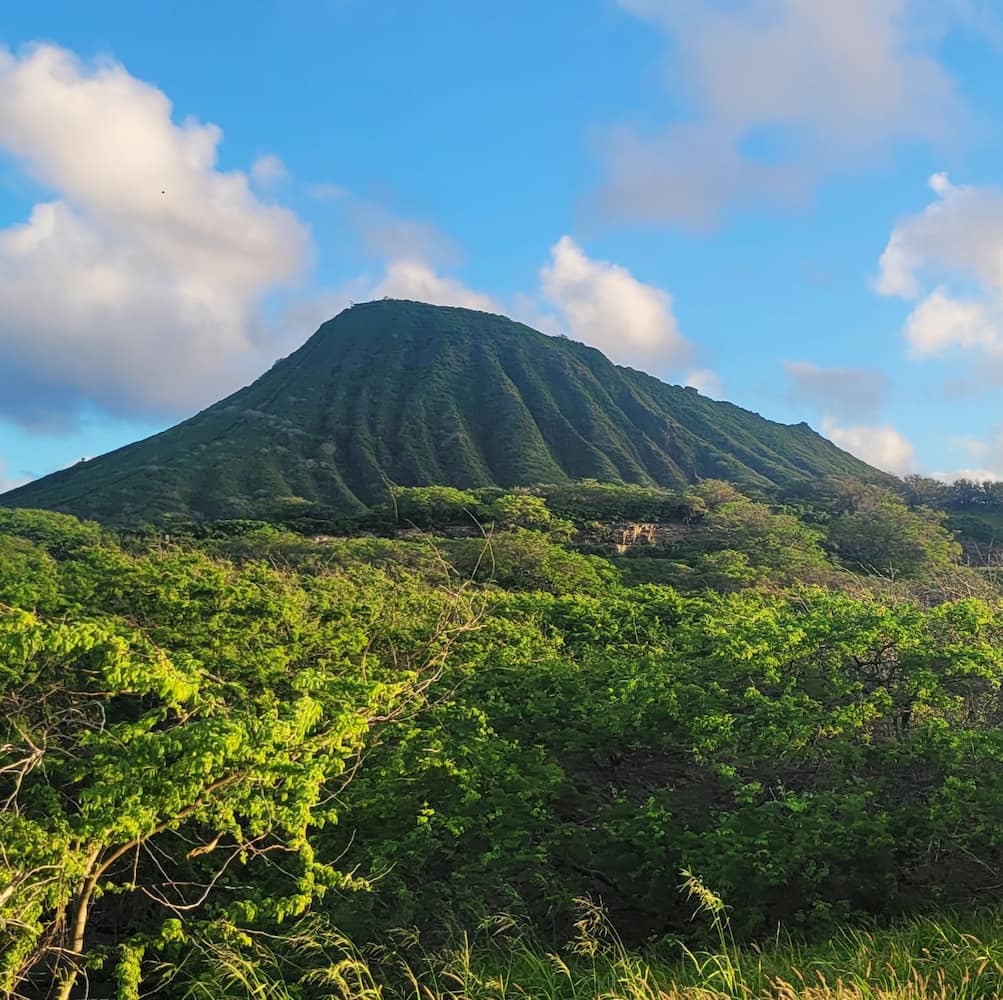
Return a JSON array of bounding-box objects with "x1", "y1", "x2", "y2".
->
[
  {"x1": 0, "y1": 510, "x2": 478, "y2": 996},
  {"x1": 138, "y1": 897, "x2": 1003, "y2": 999},
  {"x1": 2, "y1": 482, "x2": 1003, "y2": 997}
]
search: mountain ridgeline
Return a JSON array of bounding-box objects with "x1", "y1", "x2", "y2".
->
[{"x1": 1, "y1": 300, "x2": 889, "y2": 521}]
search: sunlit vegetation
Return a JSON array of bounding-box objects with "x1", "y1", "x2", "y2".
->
[
  {"x1": 3, "y1": 479, "x2": 1003, "y2": 997},
  {"x1": 0, "y1": 300, "x2": 890, "y2": 523}
]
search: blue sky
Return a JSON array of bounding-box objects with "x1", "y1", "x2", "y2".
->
[{"x1": 3, "y1": 0, "x2": 1003, "y2": 491}]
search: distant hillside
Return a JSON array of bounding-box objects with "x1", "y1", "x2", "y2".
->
[{"x1": 0, "y1": 300, "x2": 891, "y2": 521}]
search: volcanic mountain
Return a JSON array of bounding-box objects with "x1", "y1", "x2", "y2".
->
[{"x1": 0, "y1": 300, "x2": 889, "y2": 521}]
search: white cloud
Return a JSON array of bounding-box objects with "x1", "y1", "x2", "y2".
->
[
  {"x1": 270, "y1": 267, "x2": 502, "y2": 362},
  {"x1": 931, "y1": 467, "x2": 1003, "y2": 482},
  {"x1": 508, "y1": 292, "x2": 563, "y2": 336},
  {"x1": 601, "y1": 0, "x2": 963, "y2": 227},
  {"x1": 821, "y1": 416, "x2": 916, "y2": 475},
  {"x1": 371, "y1": 260, "x2": 502, "y2": 312},
  {"x1": 783, "y1": 360, "x2": 888, "y2": 416},
  {"x1": 902, "y1": 288, "x2": 1000, "y2": 358},
  {"x1": 876, "y1": 173, "x2": 1003, "y2": 300},
  {"x1": 297, "y1": 236, "x2": 691, "y2": 381},
  {"x1": 876, "y1": 174, "x2": 1003, "y2": 366},
  {"x1": 538, "y1": 236, "x2": 690, "y2": 371},
  {"x1": 0, "y1": 44, "x2": 309, "y2": 426},
  {"x1": 928, "y1": 170, "x2": 952, "y2": 197},
  {"x1": 875, "y1": 234, "x2": 923, "y2": 300},
  {"x1": 684, "y1": 368, "x2": 724, "y2": 397},
  {"x1": 250, "y1": 153, "x2": 287, "y2": 188},
  {"x1": 0, "y1": 44, "x2": 698, "y2": 431}
]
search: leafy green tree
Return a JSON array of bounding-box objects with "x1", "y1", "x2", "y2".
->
[
  {"x1": 828, "y1": 493, "x2": 962, "y2": 579},
  {"x1": 948, "y1": 478, "x2": 986, "y2": 509},
  {"x1": 7, "y1": 493, "x2": 1003, "y2": 988},
  {"x1": 482, "y1": 493, "x2": 574, "y2": 539},
  {"x1": 699, "y1": 493, "x2": 832, "y2": 583},
  {"x1": 0, "y1": 535, "x2": 60, "y2": 610},
  {"x1": 533, "y1": 481, "x2": 702, "y2": 524},
  {"x1": 445, "y1": 530, "x2": 619, "y2": 594},
  {"x1": 693, "y1": 479, "x2": 748, "y2": 510},
  {"x1": 0, "y1": 534, "x2": 476, "y2": 997},
  {"x1": 691, "y1": 548, "x2": 761, "y2": 591},
  {"x1": 390, "y1": 486, "x2": 480, "y2": 529},
  {"x1": 780, "y1": 476, "x2": 883, "y2": 518},
  {"x1": 0, "y1": 508, "x2": 105, "y2": 559},
  {"x1": 901, "y1": 474, "x2": 950, "y2": 508}
]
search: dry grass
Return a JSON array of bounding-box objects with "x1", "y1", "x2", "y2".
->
[
  {"x1": 155, "y1": 879, "x2": 1003, "y2": 999},
  {"x1": 373, "y1": 886, "x2": 1003, "y2": 1000}
]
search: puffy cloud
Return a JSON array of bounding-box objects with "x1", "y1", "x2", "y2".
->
[
  {"x1": 298, "y1": 237, "x2": 690, "y2": 380},
  {"x1": 684, "y1": 369, "x2": 724, "y2": 397},
  {"x1": 289, "y1": 259, "x2": 503, "y2": 330},
  {"x1": 0, "y1": 44, "x2": 309, "y2": 426},
  {"x1": 876, "y1": 174, "x2": 1003, "y2": 365},
  {"x1": 250, "y1": 153, "x2": 287, "y2": 188},
  {"x1": 600, "y1": 0, "x2": 963, "y2": 227},
  {"x1": 538, "y1": 236, "x2": 690, "y2": 371},
  {"x1": 821, "y1": 417, "x2": 916, "y2": 475},
  {"x1": 877, "y1": 173, "x2": 1003, "y2": 299},
  {"x1": 902, "y1": 289, "x2": 1000, "y2": 358},
  {"x1": 265, "y1": 262, "x2": 503, "y2": 350},
  {"x1": 508, "y1": 292, "x2": 563, "y2": 337},
  {"x1": 931, "y1": 467, "x2": 1003, "y2": 482},
  {"x1": 371, "y1": 260, "x2": 502, "y2": 312},
  {"x1": 783, "y1": 360, "x2": 888, "y2": 416}
]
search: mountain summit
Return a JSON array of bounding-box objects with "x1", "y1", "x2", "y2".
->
[{"x1": 1, "y1": 300, "x2": 888, "y2": 521}]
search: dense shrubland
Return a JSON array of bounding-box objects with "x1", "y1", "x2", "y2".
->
[{"x1": 3, "y1": 480, "x2": 1003, "y2": 997}]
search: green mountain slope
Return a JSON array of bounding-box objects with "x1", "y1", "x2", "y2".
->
[{"x1": 0, "y1": 300, "x2": 891, "y2": 521}]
